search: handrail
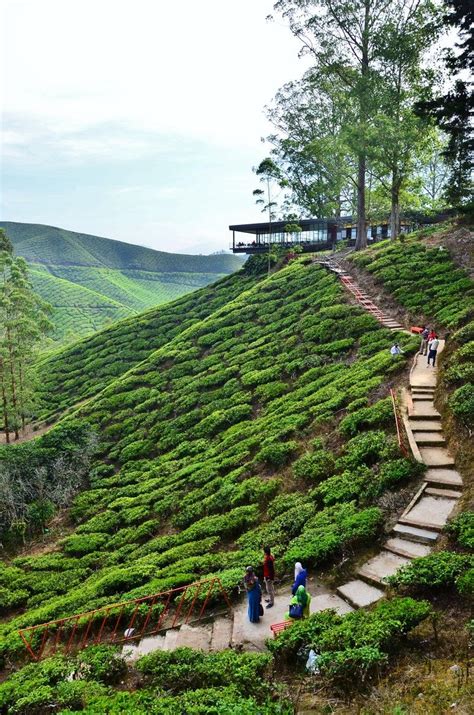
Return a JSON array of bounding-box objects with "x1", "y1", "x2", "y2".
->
[
  {"x1": 390, "y1": 388, "x2": 409, "y2": 457},
  {"x1": 18, "y1": 577, "x2": 232, "y2": 661}
]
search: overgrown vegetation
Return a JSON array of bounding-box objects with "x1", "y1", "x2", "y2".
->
[{"x1": 0, "y1": 421, "x2": 97, "y2": 548}]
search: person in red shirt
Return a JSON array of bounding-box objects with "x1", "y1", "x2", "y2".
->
[{"x1": 263, "y1": 545, "x2": 275, "y2": 608}]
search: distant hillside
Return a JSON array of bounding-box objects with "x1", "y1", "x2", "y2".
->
[{"x1": 0, "y1": 221, "x2": 244, "y2": 343}]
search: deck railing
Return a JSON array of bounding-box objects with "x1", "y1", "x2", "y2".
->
[{"x1": 19, "y1": 577, "x2": 232, "y2": 661}]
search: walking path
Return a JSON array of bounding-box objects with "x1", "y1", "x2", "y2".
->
[{"x1": 123, "y1": 259, "x2": 462, "y2": 658}]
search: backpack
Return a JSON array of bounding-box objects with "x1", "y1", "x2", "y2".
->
[{"x1": 289, "y1": 603, "x2": 303, "y2": 619}]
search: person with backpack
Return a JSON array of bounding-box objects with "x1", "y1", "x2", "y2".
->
[
  {"x1": 286, "y1": 585, "x2": 311, "y2": 621},
  {"x1": 427, "y1": 335, "x2": 440, "y2": 367},
  {"x1": 262, "y1": 546, "x2": 275, "y2": 609},
  {"x1": 420, "y1": 327, "x2": 430, "y2": 355}
]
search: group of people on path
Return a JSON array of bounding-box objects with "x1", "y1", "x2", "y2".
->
[
  {"x1": 390, "y1": 327, "x2": 440, "y2": 367},
  {"x1": 419, "y1": 327, "x2": 440, "y2": 366},
  {"x1": 243, "y1": 548, "x2": 311, "y2": 624}
]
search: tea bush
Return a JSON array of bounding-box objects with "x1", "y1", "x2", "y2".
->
[
  {"x1": 268, "y1": 597, "x2": 432, "y2": 686},
  {"x1": 0, "y1": 646, "x2": 290, "y2": 714},
  {"x1": 388, "y1": 552, "x2": 474, "y2": 595}
]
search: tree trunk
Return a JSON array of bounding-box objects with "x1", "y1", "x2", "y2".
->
[
  {"x1": 390, "y1": 177, "x2": 401, "y2": 240},
  {"x1": 0, "y1": 359, "x2": 10, "y2": 444},
  {"x1": 6, "y1": 326, "x2": 19, "y2": 440},
  {"x1": 355, "y1": 153, "x2": 367, "y2": 250}
]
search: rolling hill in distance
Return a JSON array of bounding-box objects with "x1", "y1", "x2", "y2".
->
[{"x1": 0, "y1": 221, "x2": 244, "y2": 344}]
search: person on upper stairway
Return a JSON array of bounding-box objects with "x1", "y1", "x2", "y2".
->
[
  {"x1": 419, "y1": 326, "x2": 430, "y2": 356},
  {"x1": 291, "y1": 562, "x2": 307, "y2": 595},
  {"x1": 427, "y1": 334, "x2": 440, "y2": 367}
]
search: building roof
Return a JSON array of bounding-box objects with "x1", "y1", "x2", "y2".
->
[{"x1": 229, "y1": 217, "x2": 352, "y2": 235}]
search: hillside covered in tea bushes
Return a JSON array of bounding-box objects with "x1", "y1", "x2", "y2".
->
[
  {"x1": 0, "y1": 224, "x2": 472, "y2": 712},
  {"x1": 0, "y1": 221, "x2": 243, "y2": 344}
]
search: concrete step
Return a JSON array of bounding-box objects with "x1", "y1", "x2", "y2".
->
[
  {"x1": 412, "y1": 388, "x2": 435, "y2": 395},
  {"x1": 311, "y1": 593, "x2": 354, "y2": 615},
  {"x1": 383, "y1": 537, "x2": 432, "y2": 559},
  {"x1": 425, "y1": 487, "x2": 461, "y2": 499},
  {"x1": 424, "y1": 468, "x2": 463, "y2": 487},
  {"x1": 393, "y1": 523, "x2": 439, "y2": 544},
  {"x1": 163, "y1": 628, "x2": 180, "y2": 650},
  {"x1": 337, "y1": 580, "x2": 385, "y2": 609},
  {"x1": 400, "y1": 493, "x2": 459, "y2": 530},
  {"x1": 418, "y1": 447, "x2": 455, "y2": 466},
  {"x1": 410, "y1": 421, "x2": 443, "y2": 431},
  {"x1": 414, "y1": 432, "x2": 446, "y2": 446},
  {"x1": 409, "y1": 405, "x2": 441, "y2": 419},
  {"x1": 357, "y1": 552, "x2": 411, "y2": 587},
  {"x1": 172, "y1": 624, "x2": 212, "y2": 651},
  {"x1": 210, "y1": 618, "x2": 233, "y2": 651},
  {"x1": 412, "y1": 396, "x2": 435, "y2": 404}
]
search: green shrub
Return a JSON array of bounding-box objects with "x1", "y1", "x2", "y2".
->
[
  {"x1": 449, "y1": 384, "x2": 474, "y2": 428},
  {"x1": 446, "y1": 512, "x2": 474, "y2": 549},
  {"x1": 388, "y1": 552, "x2": 474, "y2": 591},
  {"x1": 293, "y1": 449, "x2": 335, "y2": 483}
]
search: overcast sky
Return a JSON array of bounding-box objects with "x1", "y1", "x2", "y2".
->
[{"x1": 1, "y1": 0, "x2": 309, "y2": 254}]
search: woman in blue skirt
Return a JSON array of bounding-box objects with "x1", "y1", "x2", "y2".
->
[{"x1": 244, "y1": 566, "x2": 262, "y2": 623}]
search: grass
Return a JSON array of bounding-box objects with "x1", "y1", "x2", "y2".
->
[{"x1": 1, "y1": 221, "x2": 244, "y2": 343}]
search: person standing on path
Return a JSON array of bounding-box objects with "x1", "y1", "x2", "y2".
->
[
  {"x1": 419, "y1": 327, "x2": 430, "y2": 355},
  {"x1": 427, "y1": 335, "x2": 440, "y2": 367},
  {"x1": 244, "y1": 566, "x2": 262, "y2": 623},
  {"x1": 262, "y1": 546, "x2": 275, "y2": 609}
]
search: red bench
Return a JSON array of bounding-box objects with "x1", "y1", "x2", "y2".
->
[
  {"x1": 411, "y1": 326, "x2": 424, "y2": 334},
  {"x1": 270, "y1": 621, "x2": 294, "y2": 638}
]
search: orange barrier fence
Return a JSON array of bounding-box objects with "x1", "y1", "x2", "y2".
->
[{"x1": 19, "y1": 577, "x2": 232, "y2": 661}]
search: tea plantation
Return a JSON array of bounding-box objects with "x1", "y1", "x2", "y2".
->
[
  {"x1": 0, "y1": 258, "x2": 421, "y2": 657},
  {"x1": 0, "y1": 226, "x2": 472, "y2": 712},
  {"x1": 1, "y1": 221, "x2": 244, "y2": 343}
]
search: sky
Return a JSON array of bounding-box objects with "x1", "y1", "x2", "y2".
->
[{"x1": 1, "y1": 0, "x2": 308, "y2": 254}]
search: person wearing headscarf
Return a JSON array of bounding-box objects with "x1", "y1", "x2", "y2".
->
[
  {"x1": 243, "y1": 566, "x2": 262, "y2": 623},
  {"x1": 291, "y1": 562, "x2": 307, "y2": 595},
  {"x1": 286, "y1": 584, "x2": 311, "y2": 620}
]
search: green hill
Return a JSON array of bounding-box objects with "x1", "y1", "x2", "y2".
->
[
  {"x1": 0, "y1": 221, "x2": 244, "y2": 343},
  {"x1": 0, "y1": 224, "x2": 472, "y2": 712}
]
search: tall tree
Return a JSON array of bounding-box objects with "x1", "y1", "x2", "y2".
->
[
  {"x1": 273, "y1": 0, "x2": 406, "y2": 249},
  {"x1": 265, "y1": 71, "x2": 356, "y2": 218},
  {"x1": 370, "y1": 1, "x2": 440, "y2": 238},
  {"x1": 0, "y1": 229, "x2": 52, "y2": 441},
  {"x1": 417, "y1": 0, "x2": 473, "y2": 206}
]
